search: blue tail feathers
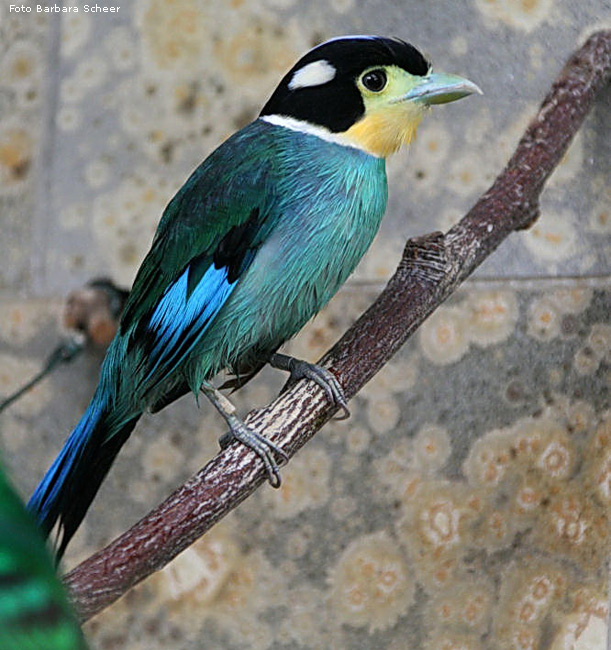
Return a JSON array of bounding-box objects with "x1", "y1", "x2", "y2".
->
[
  {"x1": 27, "y1": 396, "x2": 139, "y2": 558},
  {"x1": 28, "y1": 400, "x2": 103, "y2": 531}
]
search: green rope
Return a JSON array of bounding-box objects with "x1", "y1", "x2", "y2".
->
[{"x1": 0, "y1": 337, "x2": 85, "y2": 415}]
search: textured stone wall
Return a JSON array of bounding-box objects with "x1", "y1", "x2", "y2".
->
[{"x1": 0, "y1": 1, "x2": 609, "y2": 649}]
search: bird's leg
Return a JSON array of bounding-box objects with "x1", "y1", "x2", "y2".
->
[
  {"x1": 269, "y1": 353, "x2": 350, "y2": 420},
  {"x1": 201, "y1": 382, "x2": 288, "y2": 488}
]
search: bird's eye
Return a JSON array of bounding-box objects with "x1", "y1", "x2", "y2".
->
[{"x1": 361, "y1": 69, "x2": 387, "y2": 92}]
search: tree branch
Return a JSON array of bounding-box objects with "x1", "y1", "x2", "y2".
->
[{"x1": 64, "y1": 30, "x2": 611, "y2": 622}]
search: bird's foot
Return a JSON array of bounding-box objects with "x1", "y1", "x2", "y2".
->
[
  {"x1": 218, "y1": 422, "x2": 288, "y2": 488},
  {"x1": 270, "y1": 353, "x2": 350, "y2": 420},
  {"x1": 201, "y1": 382, "x2": 287, "y2": 487}
]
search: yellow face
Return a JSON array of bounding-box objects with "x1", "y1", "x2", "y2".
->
[
  {"x1": 341, "y1": 65, "x2": 481, "y2": 158},
  {"x1": 343, "y1": 65, "x2": 427, "y2": 158}
]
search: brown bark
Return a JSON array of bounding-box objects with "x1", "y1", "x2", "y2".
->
[{"x1": 64, "y1": 30, "x2": 611, "y2": 622}]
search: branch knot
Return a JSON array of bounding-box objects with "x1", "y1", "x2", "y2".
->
[{"x1": 399, "y1": 231, "x2": 447, "y2": 287}]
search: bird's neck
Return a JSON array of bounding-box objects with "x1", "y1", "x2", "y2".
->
[
  {"x1": 260, "y1": 108, "x2": 423, "y2": 158},
  {"x1": 260, "y1": 114, "x2": 384, "y2": 158}
]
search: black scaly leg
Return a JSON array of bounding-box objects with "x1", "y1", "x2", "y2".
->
[{"x1": 203, "y1": 382, "x2": 288, "y2": 488}]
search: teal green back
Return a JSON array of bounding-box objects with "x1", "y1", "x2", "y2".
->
[
  {"x1": 189, "y1": 119, "x2": 388, "y2": 380},
  {"x1": 99, "y1": 119, "x2": 387, "y2": 406}
]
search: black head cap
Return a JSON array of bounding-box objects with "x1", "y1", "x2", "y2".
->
[{"x1": 260, "y1": 36, "x2": 431, "y2": 133}]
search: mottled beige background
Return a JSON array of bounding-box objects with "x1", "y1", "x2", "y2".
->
[{"x1": 0, "y1": 0, "x2": 609, "y2": 648}]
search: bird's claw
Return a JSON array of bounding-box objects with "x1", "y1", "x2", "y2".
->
[
  {"x1": 297, "y1": 362, "x2": 350, "y2": 420},
  {"x1": 271, "y1": 354, "x2": 350, "y2": 420},
  {"x1": 219, "y1": 422, "x2": 289, "y2": 488}
]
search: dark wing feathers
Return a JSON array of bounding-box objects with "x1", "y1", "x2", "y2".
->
[
  {"x1": 120, "y1": 129, "x2": 277, "y2": 336},
  {"x1": 213, "y1": 207, "x2": 262, "y2": 283},
  {"x1": 114, "y1": 125, "x2": 281, "y2": 397}
]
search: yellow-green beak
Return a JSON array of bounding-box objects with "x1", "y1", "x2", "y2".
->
[{"x1": 400, "y1": 72, "x2": 483, "y2": 105}]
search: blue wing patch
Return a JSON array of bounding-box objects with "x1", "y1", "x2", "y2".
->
[
  {"x1": 136, "y1": 206, "x2": 268, "y2": 392},
  {"x1": 144, "y1": 262, "x2": 236, "y2": 386}
]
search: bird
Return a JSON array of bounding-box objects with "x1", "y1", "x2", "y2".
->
[
  {"x1": 0, "y1": 461, "x2": 87, "y2": 649},
  {"x1": 27, "y1": 35, "x2": 481, "y2": 557}
]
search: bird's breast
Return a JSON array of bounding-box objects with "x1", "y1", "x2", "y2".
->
[
  {"x1": 230, "y1": 143, "x2": 388, "y2": 351},
  {"x1": 188, "y1": 125, "x2": 389, "y2": 377}
]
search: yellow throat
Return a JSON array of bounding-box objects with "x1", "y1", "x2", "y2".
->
[{"x1": 343, "y1": 103, "x2": 424, "y2": 158}]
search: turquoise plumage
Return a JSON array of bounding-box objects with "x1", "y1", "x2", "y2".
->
[
  {"x1": 0, "y1": 464, "x2": 86, "y2": 649},
  {"x1": 27, "y1": 36, "x2": 480, "y2": 556},
  {"x1": 124, "y1": 120, "x2": 387, "y2": 397}
]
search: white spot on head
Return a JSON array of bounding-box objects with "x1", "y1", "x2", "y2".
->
[{"x1": 288, "y1": 60, "x2": 337, "y2": 90}]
